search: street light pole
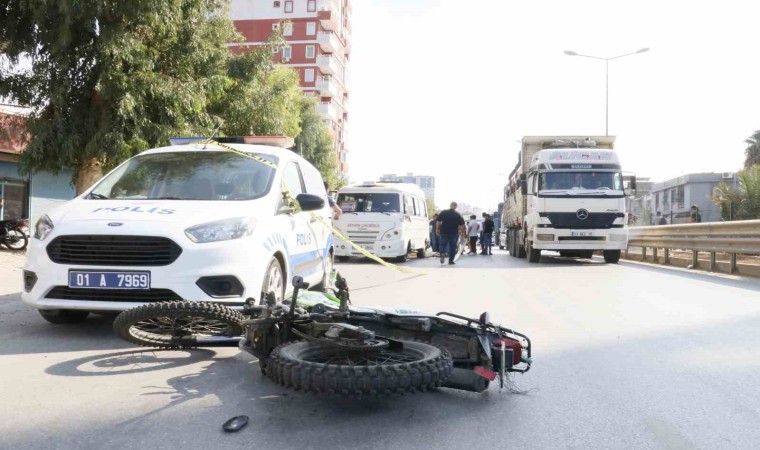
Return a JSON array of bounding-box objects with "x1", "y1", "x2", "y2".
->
[{"x1": 563, "y1": 48, "x2": 650, "y2": 136}]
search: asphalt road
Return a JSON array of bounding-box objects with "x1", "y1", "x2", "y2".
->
[{"x1": 2, "y1": 249, "x2": 760, "y2": 450}]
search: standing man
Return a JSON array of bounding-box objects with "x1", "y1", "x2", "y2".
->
[
  {"x1": 429, "y1": 213, "x2": 440, "y2": 256},
  {"x1": 323, "y1": 181, "x2": 342, "y2": 219},
  {"x1": 481, "y1": 213, "x2": 495, "y2": 255},
  {"x1": 689, "y1": 205, "x2": 702, "y2": 223},
  {"x1": 656, "y1": 211, "x2": 667, "y2": 225},
  {"x1": 436, "y1": 202, "x2": 465, "y2": 265},
  {"x1": 466, "y1": 215, "x2": 480, "y2": 255}
]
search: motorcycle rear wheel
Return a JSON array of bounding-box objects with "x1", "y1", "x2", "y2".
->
[
  {"x1": 113, "y1": 301, "x2": 244, "y2": 349},
  {"x1": 3, "y1": 230, "x2": 28, "y2": 250},
  {"x1": 265, "y1": 340, "x2": 453, "y2": 397}
]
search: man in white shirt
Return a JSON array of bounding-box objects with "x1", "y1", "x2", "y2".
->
[{"x1": 466, "y1": 215, "x2": 481, "y2": 255}]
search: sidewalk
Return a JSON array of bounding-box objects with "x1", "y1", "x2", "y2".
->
[{"x1": 0, "y1": 251, "x2": 26, "y2": 296}]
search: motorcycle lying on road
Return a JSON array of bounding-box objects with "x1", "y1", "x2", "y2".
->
[
  {"x1": 114, "y1": 274, "x2": 532, "y2": 397},
  {"x1": 0, "y1": 218, "x2": 29, "y2": 251}
]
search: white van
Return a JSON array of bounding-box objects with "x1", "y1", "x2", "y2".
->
[
  {"x1": 22, "y1": 136, "x2": 334, "y2": 324},
  {"x1": 334, "y1": 183, "x2": 429, "y2": 262}
]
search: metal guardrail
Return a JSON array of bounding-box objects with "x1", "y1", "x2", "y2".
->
[{"x1": 626, "y1": 220, "x2": 760, "y2": 273}]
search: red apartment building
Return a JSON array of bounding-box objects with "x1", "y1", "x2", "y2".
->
[{"x1": 229, "y1": 0, "x2": 352, "y2": 175}]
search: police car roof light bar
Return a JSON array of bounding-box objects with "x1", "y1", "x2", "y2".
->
[{"x1": 169, "y1": 136, "x2": 295, "y2": 149}]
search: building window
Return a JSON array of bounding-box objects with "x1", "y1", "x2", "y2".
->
[
  {"x1": 282, "y1": 46, "x2": 292, "y2": 60},
  {"x1": 304, "y1": 68, "x2": 315, "y2": 82},
  {"x1": 284, "y1": 1, "x2": 293, "y2": 13},
  {"x1": 283, "y1": 22, "x2": 293, "y2": 36},
  {"x1": 273, "y1": 1, "x2": 281, "y2": 7},
  {"x1": 307, "y1": 0, "x2": 317, "y2": 12},
  {"x1": 306, "y1": 22, "x2": 316, "y2": 35},
  {"x1": 676, "y1": 185, "x2": 685, "y2": 209},
  {"x1": 305, "y1": 45, "x2": 315, "y2": 59}
]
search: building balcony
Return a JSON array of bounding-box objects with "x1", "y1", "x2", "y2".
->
[
  {"x1": 317, "y1": 31, "x2": 340, "y2": 53},
  {"x1": 315, "y1": 76, "x2": 339, "y2": 98},
  {"x1": 316, "y1": 55, "x2": 340, "y2": 75},
  {"x1": 317, "y1": 0, "x2": 340, "y2": 31},
  {"x1": 317, "y1": 101, "x2": 339, "y2": 121}
]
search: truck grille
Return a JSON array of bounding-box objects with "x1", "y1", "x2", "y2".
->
[
  {"x1": 545, "y1": 213, "x2": 620, "y2": 229},
  {"x1": 45, "y1": 287, "x2": 182, "y2": 302},
  {"x1": 47, "y1": 235, "x2": 182, "y2": 266},
  {"x1": 345, "y1": 230, "x2": 380, "y2": 242}
]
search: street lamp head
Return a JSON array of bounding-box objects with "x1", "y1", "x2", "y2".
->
[
  {"x1": 636, "y1": 47, "x2": 650, "y2": 54},
  {"x1": 564, "y1": 50, "x2": 578, "y2": 56}
]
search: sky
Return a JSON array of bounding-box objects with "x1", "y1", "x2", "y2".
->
[{"x1": 346, "y1": 0, "x2": 760, "y2": 211}]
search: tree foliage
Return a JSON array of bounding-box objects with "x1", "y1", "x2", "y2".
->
[
  {"x1": 1, "y1": 3, "x2": 340, "y2": 193},
  {"x1": 1, "y1": 0, "x2": 239, "y2": 192},
  {"x1": 712, "y1": 165, "x2": 760, "y2": 220},
  {"x1": 744, "y1": 129, "x2": 760, "y2": 170},
  {"x1": 294, "y1": 95, "x2": 339, "y2": 187}
]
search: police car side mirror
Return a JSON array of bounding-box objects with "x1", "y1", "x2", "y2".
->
[{"x1": 296, "y1": 193, "x2": 325, "y2": 212}]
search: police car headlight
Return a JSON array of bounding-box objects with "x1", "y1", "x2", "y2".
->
[
  {"x1": 185, "y1": 217, "x2": 256, "y2": 243},
  {"x1": 34, "y1": 214, "x2": 54, "y2": 241}
]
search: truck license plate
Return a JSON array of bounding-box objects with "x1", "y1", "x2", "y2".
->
[
  {"x1": 68, "y1": 271, "x2": 151, "y2": 290},
  {"x1": 571, "y1": 231, "x2": 593, "y2": 237}
]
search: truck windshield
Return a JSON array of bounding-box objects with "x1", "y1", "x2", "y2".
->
[
  {"x1": 540, "y1": 171, "x2": 623, "y2": 191},
  {"x1": 337, "y1": 193, "x2": 401, "y2": 213},
  {"x1": 88, "y1": 151, "x2": 277, "y2": 200}
]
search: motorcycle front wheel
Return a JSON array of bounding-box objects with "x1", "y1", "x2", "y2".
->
[
  {"x1": 113, "y1": 301, "x2": 244, "y2": 349},
  {"x1": 265, "y1": 340, "x2": 453, "y2": 397},
  {"x1": 3, "y1": 230, "x2": 28, "y2": 250}
]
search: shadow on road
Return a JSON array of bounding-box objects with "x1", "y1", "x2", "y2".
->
[{"x1": 45, "y1": 349, "x2": 217, "y2": 377}]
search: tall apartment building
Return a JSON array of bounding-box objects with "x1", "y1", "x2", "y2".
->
[
  {"x1": 228, "y1": 0, "x2": 352, "y2": 175},
  {"x1": 378, "y1": 173, "x2": 436, "y2": 203}
]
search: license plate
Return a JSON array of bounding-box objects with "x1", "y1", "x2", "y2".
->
[
  {"x1": 571, "y1": 231, "x2": 593, "y2": 237},
  {"x1": 68, "y1": 271, "x2": 151, "y2": 290}
]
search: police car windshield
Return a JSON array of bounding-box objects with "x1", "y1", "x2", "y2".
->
[
  {"x1": 540, "y1": 171, "x2": 622, "y2": 191},
  {"x1": 89, "y1": 151, "x2": 277, "y2": 201},
  {"x1": 337, "y1": 193, "x2": 401, "y2": 213}
]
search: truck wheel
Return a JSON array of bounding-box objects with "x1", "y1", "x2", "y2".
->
[
  {"x1": 38, "y1": 309, "x2": 89, "y2": 324},
  {"x1": 517, "y1": 237, "x2": 527, "y2": 259},
  {"x1": 527, "y1": 241, "x2": 541, "y2": 263},
  {"x1": 603, "y1": 250, "x2": 621, "y2": 264},
  {"x1": 509, "y1": 231, "x2": 517, "y2": 258}
]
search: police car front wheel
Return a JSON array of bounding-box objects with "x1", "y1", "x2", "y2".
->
[{"x1": 261, "y1": 258, "x2": 285, "y2": 305}]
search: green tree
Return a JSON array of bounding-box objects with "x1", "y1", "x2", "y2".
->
[
  {"x1": 713, "y1": 165, "x2": 760, "y2": 220},
  {"x1": 426, "y1": 198, "x2": 438, "y2": 215},
  {"x1": 1, "y1": 0, "x2": 237, "y2": 193},
  {"x1": 294, "y1": 95, "x2": 339, "y2": 186},
  {"x1": 745, "y1": 129, "x2": 760, "y2": 169}
]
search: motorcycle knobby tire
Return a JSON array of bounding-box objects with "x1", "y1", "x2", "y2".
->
[
  {"x1": 113, "y1": 301, "x2": 244, "y2": 349},
  {"x1": 265, "y1": 340, "x2": 453, "y2": 397}
]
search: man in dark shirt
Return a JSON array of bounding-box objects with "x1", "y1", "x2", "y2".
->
[
  {"x1": 436, "y1": 202, "x2": 465, "y2": 265},
  {"x1": 481, "y1": 214, "x2": 495, "y2": 255},
  {"x1": 689, "y1": 205, "x2": 702, "y2": 223}
]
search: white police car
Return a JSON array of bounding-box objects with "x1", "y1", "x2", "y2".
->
[{"x1": 22, "y1": 137, "x2": 334, "y2": 324}]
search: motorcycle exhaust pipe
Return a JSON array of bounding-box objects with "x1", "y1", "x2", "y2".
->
[{"x1": 443, "y1": 367, "x2": 490, "y2": 393}]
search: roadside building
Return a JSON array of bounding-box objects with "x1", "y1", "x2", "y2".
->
[
  {"x1": 378, "y1": 173, "x2": 435, "y2": 202},
  {"x1": 228, "y1": 0, "x2": 352, "y2": 176},
  {"x1": 0, "y1": 105, "x2": 76, "y2": 224},
  {"x1": 649, "y1": 172, "x2": 735, "y2": 224}
]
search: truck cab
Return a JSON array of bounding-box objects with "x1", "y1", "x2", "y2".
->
[{"x1": 504, "y1": 137, "x2": 634, "y2": 264}]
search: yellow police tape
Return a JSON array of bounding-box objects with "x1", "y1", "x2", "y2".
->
[{"x1": 197, "y1": 138, "x2": 429, "y2": 275}]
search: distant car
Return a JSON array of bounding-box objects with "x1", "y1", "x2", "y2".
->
[
  {"x1": 499, "y1": 229, "x2": 507, "y2": 250},
  {"x1": 23, "y1": 137, "x2": 334, "y2": 324}
]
